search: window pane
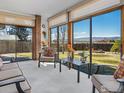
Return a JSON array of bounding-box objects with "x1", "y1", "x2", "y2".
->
[
  {"x1": 51, "y1": 27, "x2": 58, "y2": 52},
  {"x1": 59, "y1": 24, "x2": 68, "y2": 59},
  {"x1": 92, "y1": 10, "x2": 121, "y2": 67},
  {"x1": 0, "y1": 25, "x2": 16, "y2": 61},
  {"x1": 73, "y1": 19, "x2": 90, "y2": 61}
]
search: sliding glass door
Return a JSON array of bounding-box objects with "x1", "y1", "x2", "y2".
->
[{"x1": 0, "y1": 24, "x2": 33, "y2": 61}]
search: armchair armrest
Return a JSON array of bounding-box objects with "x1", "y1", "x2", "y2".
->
[
  {"x1": 0, "y1": 76, "x2": 25, "y2": 87},
  {"x1": 117, "y1": 78, "x2": 124, "y2": 83},
  {"x1": 0, "y1": 76, "x2": 25, "y2": 93}
]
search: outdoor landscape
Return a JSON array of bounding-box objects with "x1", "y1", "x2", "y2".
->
[{"x1": 57, "y1": 31, "x2": 121, "y2": 67}]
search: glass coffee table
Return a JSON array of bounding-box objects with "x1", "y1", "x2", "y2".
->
[{"x1": 59, "y1": 58, "x2": 88, "y2": 83}]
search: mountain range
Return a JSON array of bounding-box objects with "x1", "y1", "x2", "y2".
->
[{"x1": 74, "y1": 37, "x2": 120, "y2": 42}]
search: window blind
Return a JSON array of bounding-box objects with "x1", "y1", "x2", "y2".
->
[
  {"x1": 0, "y1": 11, "x2": 35, "y2": 27},
  {"x1": 49, "y1": 13, "x2": 67, "y2": 28},
  {"x1": 70, "y1": 0, "x2": 120, "y2": 21}
]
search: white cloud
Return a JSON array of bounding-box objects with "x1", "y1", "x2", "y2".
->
[{"x1": 74, "y1": 32, "x2": 89, "y2": 38}]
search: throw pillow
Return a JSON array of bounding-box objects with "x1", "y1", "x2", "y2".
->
[
  {"x1": 43, "y1": 47, "x2": 54, "y2": 57},
  {"x1": 114, "y1": 61, "x2": 124, "y2": 79}
]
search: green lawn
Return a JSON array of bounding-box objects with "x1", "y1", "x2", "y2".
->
[
  {"x1": 59, "y1": 52, "x2": 120, "y2": 66},
  {"x1": 1, "y1": 51, "x2": 120, "y2": 66},
  {"x1": 92, "y1": 52, "x2": 120, "y2": 66},
  {"x1": 1, "y1": 52, "x2": 32, "y2": 58},
  {"x1": 17, "y1": 52, "x2": 32, "y2": 58}
]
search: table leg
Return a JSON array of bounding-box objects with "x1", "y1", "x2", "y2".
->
[
  {"x1": 16, "y1": 82, "x2": 25, "y2": 93},
  {"x1": 92, "y1": 85, "x2": 95, "y2": 93},
  {"x1": 118, "y1": 82, "x2": 124, "y2": 92},
  {"x1": 54, "y1": 60, "x2": 56, "y2": 68},
  {"x1": 69, "y1": 63, "x2": 71, "y2": 70},
  {"x1": 38, "y1": 61, "x2": 40, "y2": 68},
  {"x1": 95, "y1": 65, "x2": 100, "y2": 74},
  {"x1": 59, "y1": 60, "x2": 61, "y2": 72},
  {"x1": 88, "y1": 64, "x2": 90, "y2": 78},
  {"x1": 77, "y1": 66, "x2": 80, "y2": 83}
]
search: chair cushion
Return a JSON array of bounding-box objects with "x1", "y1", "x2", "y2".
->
[
  {"x1": 114, "y1": 61, "x2": 124, "y2": 79},
  {"x1": 0, "y1": 80, "x2": 31, "y2": 93},
  {"x1": 0, "y1": 68, "x2": 23, "y2": 81},
  {"x1": 40, "y1": 56, "x2": 54, "y2": 62},
  {"x1": 91, "y1": 75, "x2": 120, "y2": 93},
  {"x1": 43, "y1": 47, "x2": 54, "y2": 57},
  {"x1": 0, "y1": 58, "x2": 3, "y2": 70}
]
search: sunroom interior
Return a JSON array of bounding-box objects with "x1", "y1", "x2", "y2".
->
[{"x1": 0, "y1": 0, "x2": 124, "y2": 93}]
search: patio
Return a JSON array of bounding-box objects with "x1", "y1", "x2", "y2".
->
[{"x1": 18, "y1": 60, "x2": 96, "y2": 93}]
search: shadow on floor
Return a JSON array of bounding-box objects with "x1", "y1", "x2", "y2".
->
[
  {"x1": 63, "y1": 63, "x2": 116, "y2": 75},
  {"x1": 0, "y1": 56, "x2": 32, "y2": 62}
]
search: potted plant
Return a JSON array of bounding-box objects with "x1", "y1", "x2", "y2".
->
[
  {"x1": 67, "y1": 44, "x2": 75, "y2": 60},
  {"x1": 79, "y1": 51, "x2": 87, "y2": 63}
]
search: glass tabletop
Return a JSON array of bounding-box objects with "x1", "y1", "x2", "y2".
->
[{"x1": 62, "y1": 58, "x2": 87, "y2": 66}]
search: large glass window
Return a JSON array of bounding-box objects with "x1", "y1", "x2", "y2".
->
[
  {"x1": 92, "y1": 10, "x2": 121, "y2": 67},
  {"x1": 73, "y1": 19, "x2": 90, "y2": 61},
  {"x1": 72, "y1": 10, "x2": 121, "y2": 75},
  {"x1": 49, "y1": 10, "x2": 121, "y2": 75}
]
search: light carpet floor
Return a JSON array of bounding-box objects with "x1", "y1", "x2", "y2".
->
[{"x1": 18, "y1": 60, "x2": 97, "y2": 93}]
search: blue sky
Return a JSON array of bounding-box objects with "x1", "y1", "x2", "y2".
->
[
  {"x1": 74, "y1": 10, "x2": 121, "y2": 38},
  {"x1": 51, "y1": 27, "x2": 58, "y2": 41},
  {"x1": 73, "y1": 19, "x2": 90, "y2": 38},
  {"x1": 51, "y1": 25, "x2": 68, "y2": 41}
]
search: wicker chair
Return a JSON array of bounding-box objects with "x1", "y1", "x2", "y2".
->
[
  {"x1": 91, "y1": 61, "x2": 124, "y2": 93},
  {"x1": 38, "y1": 47, "x2": 58, "y2": 68}
]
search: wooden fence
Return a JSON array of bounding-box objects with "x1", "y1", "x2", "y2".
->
[{"x1": 0, "y1": 40, "x2": 32, "y2": 54}]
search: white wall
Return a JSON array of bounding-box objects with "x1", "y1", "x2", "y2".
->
[{"x1": 41, "y1": 16, "x2": 48, "y2": 45}]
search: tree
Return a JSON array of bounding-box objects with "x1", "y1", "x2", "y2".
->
[
  {"x1": 60, "y1": 26, "x2": 66, "y2": 54},
  {"x1": 8, "y1": 26, "x2": 29, "y2": 41},
  {"x1": 111, "y1": 40, "x2": 121, "y2": 53},
  {"x1": 16, "y1": 28, "x2": 29, "y2": 41}
]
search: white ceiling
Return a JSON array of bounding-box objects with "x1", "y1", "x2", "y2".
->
[{"x1": 0, "y1": 0, "x2": 85, "y2": 18}]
